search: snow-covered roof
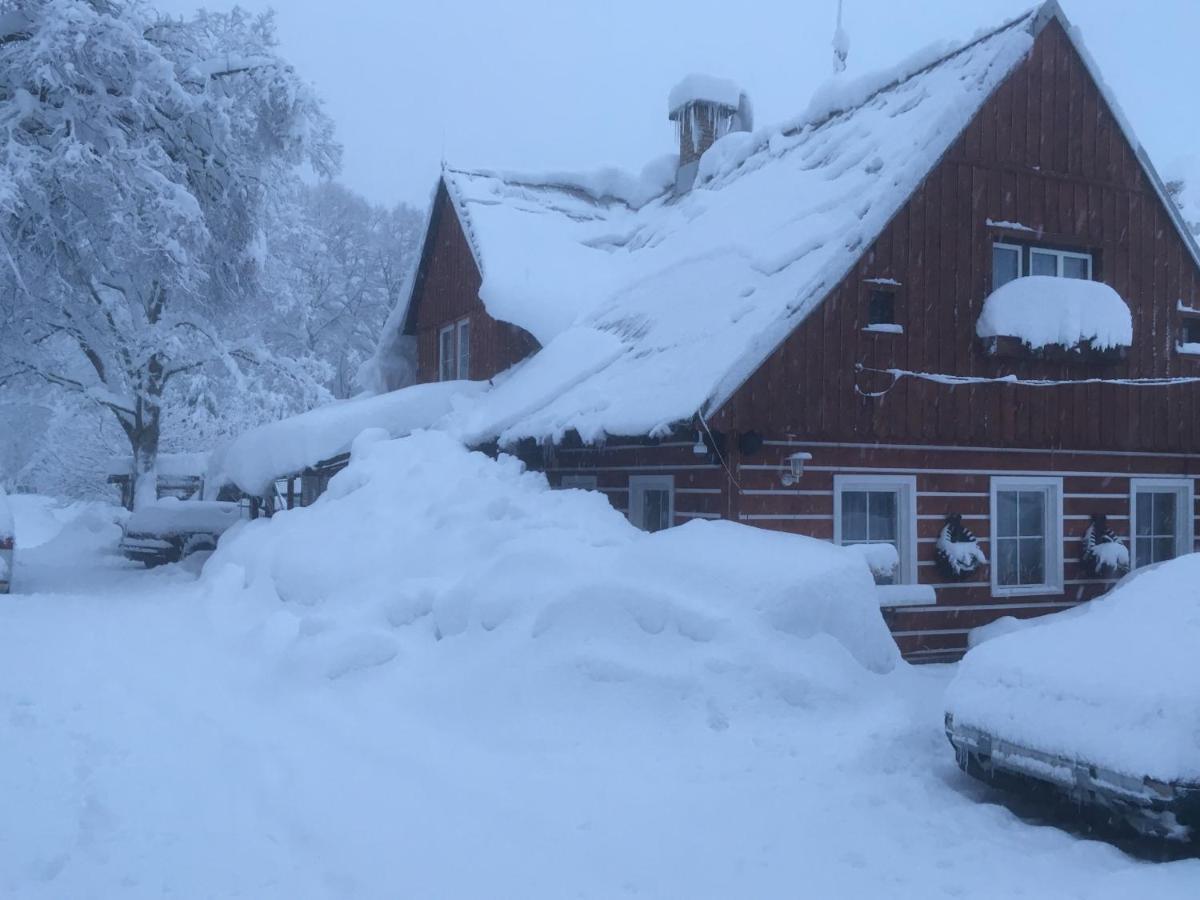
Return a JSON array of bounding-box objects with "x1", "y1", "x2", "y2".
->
[
  {"x1": 431, "y1": 11, "x2": 1036, "y2": 444},
  {"x1": 210, "y1": 380, "x2": 487, "y2": 496},
  {"x1": 667, "y1": 74, "x2": 743, "y2": 116},
  {"x1": 105, "y1": 452, "x2": 210, "y2": 479},
  {"x1": 976, "y1": 276, "x2": 1133, "y2": 350},
  {"x1": 382, "y1": 1, "x2": 1200, "y2": 446}
]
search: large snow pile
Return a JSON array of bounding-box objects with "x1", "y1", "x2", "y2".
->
[
  {"x1": 210, "y1": 380, "x2": 486, "y2": 496},
  {"x1": 209, "y1": 429, "x2": 899, "y2": 678},
  {"x1": 976, "y1": 276, "x2": 1133, "y2": 350},
  {"x1": 946, "y1": 554, "x2": 1200, "y2": 781}
]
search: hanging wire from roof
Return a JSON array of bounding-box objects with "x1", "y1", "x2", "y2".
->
[{"x1": 854, "y1": 363, "x2": 1200, "y2": 399}]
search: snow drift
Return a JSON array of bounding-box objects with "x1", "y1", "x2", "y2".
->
[
  {"x1": 946, "y1": 554, "x2": 1200, "y2": 782},
  {"x1": 976, "y1": 276, "x2": 1133, "y2": 350},
  {"x1": 207, "y1": 430, "x2": 899, "y2": 682}
]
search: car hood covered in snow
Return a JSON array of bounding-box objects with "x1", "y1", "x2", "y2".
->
[{"x1": 945, "y1": 553, "x2": 1200, "y2": 782}]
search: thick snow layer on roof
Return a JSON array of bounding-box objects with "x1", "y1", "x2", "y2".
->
[
  {"x1": 975, "y1": 276, "x2": 1133, "y2": 349},
  {"x1": 946, "y1": 554, "x2": 1200, "y2": 782},
  {"x1": 667, "y1": 74, "x2": 743, "y2": 115},
  {"x1": 440, "y1": 12, "x2": 1035, "y2": 444},
  {"x1": 212, "y1": 381, "x2": 487, "y2": 496},
  {"x1": 105, "y1": 452, "x2": 210, "y2": 479}
]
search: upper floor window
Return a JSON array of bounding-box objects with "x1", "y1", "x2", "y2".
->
[
  {"x1": 992, "y1": 243, "x2": 1022, "y2": 289},
  {"x1": 992, "y1": 242, "x2": 1093, "y2": 290},
  {"x1": 438, "y1": 317, "x2": 471, "y2": 381},
  {"x1": 1030, "y1": 247, "x2": 1091, "y2": 280},
  {"x1": 867, "y1": 289, "x2": 895, "y2": 326}
]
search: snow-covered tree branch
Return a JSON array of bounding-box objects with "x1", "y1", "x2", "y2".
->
[{"x1": 0, "y1": 0, "x2": 341, "y2": 506}]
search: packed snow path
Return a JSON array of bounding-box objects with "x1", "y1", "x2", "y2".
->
[{"x1": 1, "y1": 500, "x2": 1197, "y2": 898}]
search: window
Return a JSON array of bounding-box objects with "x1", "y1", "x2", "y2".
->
[
  {"x1": 867, "y1": 290, "x2": 895, "y2": 326},
  {"x1": 1029, "y1": 247, "x2": 1092, "y2": 280},
  {"x1": 834, "y1": 475, "x2": 917, "y2": 585},
  {"x1": 629, "y1": 475, "x2": 674, "y2": 533},
  {"x1": 438, "y1": 318, "x2": 471, "y2": 381},
  {"x1": 990, "y1": 477, "x2": 1063, "y2": 596},
  {"x1": 1182, "y1": 317, "x2": 1200, "y2": 348},
  {"x1": 558, "y1": 474, "x2": 598, "y2": 491},
  {"x1": 1130, "y1": 478, "x2": 1193, "y2": 568},
  {"x1": 993, "y1": 242, "x2": 1093, "y2": 289},
  {"x1": 438, "y1": 325, "x2": 456, "y2": 381},
  {"x1": 456, "y1": 319, "x2": 471, "y2": 380},
  {"x1": 992, "y1": 243, "x2": 1022, "y2": 289}
]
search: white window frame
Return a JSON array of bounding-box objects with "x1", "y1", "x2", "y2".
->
[
  {"x1": 456, "y1": 318, "x2": 471, "y2": 380},
  {"x1": 438, "y1": 324, "x2": 456, "y2": 382},
  {"x1": 833, "y1": 474, "x2": 917, "y2": 585},
  {"x1": 992, "y1": 242, "x2": 1023, "y2": 289},
  {"x1": 990, "y1": 476, "x2": 1064, "y2": 597},
  {"x1": 1129, "y1": 477, "x2": 1194, "y2": 568},
  {"x1": 628, "y1": 474, "x2": 674, "y2": 532},
  {"x1": 1029, "y1": 246, "x2": 1092, "y2": 280},
  {"x1": 559, "y1": 474, "x2": 598, "y2": 491}
]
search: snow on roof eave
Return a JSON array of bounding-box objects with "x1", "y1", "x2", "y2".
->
[
  {"x1": 1040, "y1": 0, "x2": 1200, "y2": 273},
  {"x1": 698, "y1": 10, "x2": 1042, "y2": 424}
]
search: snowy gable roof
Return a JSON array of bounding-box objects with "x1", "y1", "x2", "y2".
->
[
  {"x1": 434, "y1": 10, "x2": 1038, "y2": 444},
  {"x1": 393, "y1": 1, "x2": 1200, "y2": 446}
]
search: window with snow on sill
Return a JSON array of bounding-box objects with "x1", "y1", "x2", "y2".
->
[{"x1": 976, "y1": 275, "x2": 1132, "y2": 352}]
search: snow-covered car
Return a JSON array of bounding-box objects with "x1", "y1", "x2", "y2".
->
[
  {"x1": 119, "y1": 499, "x2": 245, "y2": 567},
  {"x1": 944, "y1": 555, "x2": 1200, "y2": 841},
  {"x1": 0, "y1": 487, "x2": 13, "y2": 593}
]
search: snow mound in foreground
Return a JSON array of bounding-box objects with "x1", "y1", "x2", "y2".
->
[
  {"x1": 206, "y1": 430, "x2": 898, "y2": 689},
  {"x1": 946, "y1": 554, "x2": 1200, "y2": 782}
]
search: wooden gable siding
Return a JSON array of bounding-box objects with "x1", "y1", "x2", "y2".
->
[
  {"x1": 410, "y1": 183, "x2": 539, "y2": 384},
  {"x1": 715, "y1": 19, "x2": 1200, "y2": 454}
]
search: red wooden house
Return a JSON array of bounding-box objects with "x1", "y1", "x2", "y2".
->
[{"x1": 372, "y1": 1, "x2": 1200, "y2": 661}]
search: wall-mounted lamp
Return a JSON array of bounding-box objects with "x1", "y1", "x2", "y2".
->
[
  {"x1": 780, "y1": 452, "x2": 813, "y2": 486},
  {"x1": 692, "y1": 430, "x2": 708, "y2": 455}
]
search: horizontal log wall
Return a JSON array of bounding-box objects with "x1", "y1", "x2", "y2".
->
[
  {"x1": 737, "y1": 439, "x2": 1198, "y2": 661},
  {"x1": 547, "y1": 437, "x2": 1198, "y2": 662}
]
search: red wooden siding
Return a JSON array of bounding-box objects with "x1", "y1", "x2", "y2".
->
[
  {"x1": 714, "y1": 20, "x2": 1200, "y2": 454},
  {"x1": 408, "y1": 184, "x2": 539, "y2": 383}
]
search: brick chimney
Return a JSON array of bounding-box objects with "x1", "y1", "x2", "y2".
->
[{"x1": 668, "y1": 75, "x2": 752, "y2": 192}]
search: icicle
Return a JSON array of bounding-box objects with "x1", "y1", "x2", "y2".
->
[{"x1": 832, "y1": 0, "x2": 849, "y2": 74}]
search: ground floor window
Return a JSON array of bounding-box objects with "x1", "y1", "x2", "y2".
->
[
  {"x1": 1130, "y1": 478, "x2": 1193, "y2": 568},
  {"x1": 990, "y1": 477, "x2": 1062, "y2": 596},
  {"x1": 834, "y1": 475, "x2": 916, "y2": 584},
  {"x1": 629, "y1": 475, "x2": 673, "y2": 532}
]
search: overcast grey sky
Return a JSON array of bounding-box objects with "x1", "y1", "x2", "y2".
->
[{"x1": 158, "y1": 0, "x2": 1199, "y2": 208}]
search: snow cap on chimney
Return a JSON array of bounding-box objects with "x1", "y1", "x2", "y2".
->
[{"x1": 668, "y1": 74, "x2": 753, "y2": 192}]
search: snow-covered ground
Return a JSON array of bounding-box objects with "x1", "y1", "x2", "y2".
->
[{"x1": 1, "y1": 485, "x2": 1197, "y2": 898}]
